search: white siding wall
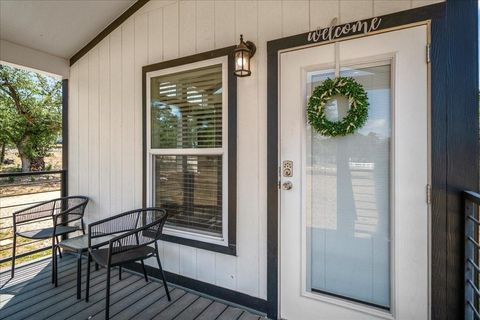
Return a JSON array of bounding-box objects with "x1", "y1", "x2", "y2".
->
[{"x1": 69, "y1": 0, "x2": 444, "y2": 299}]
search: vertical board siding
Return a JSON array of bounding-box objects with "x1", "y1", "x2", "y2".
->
[
  {"x1": 163, "y1": 3, "x2": 179, "y2": 61},
  {"x1": 214, "y1": 0, "x2": 236, "y2": 49},
  {"x1": 134, "y1": 13, "x2": 148, "y2": 209},
  {"x1": 87, "y1": 48, "x2": 100, "y2": 221},
  {"x1": 69, "y1": 0, "x2": 445, "y2": 299},
  {"x1": 235, "y1": 0, "x2": 259, "y2": 297},
  {"x1": 121, "y1": 20, "x2": 135, "y2": 212},
  {"x1": 77, "y1": 58, "x2": 89, "y2": 204},
  {"x1": 98, "y1": 39, "x2": 111, "y2": 219},
  {"x1": 179, "y1": 0, "x2": 197, "y2": 56},
  {"x1": 109, "y1": 29, "x2": 123, "y2": 216},
  {"x1": 147, "y1": 9, "x2": 163, "y2": 64},
  {"x1": 196, "y1": 0, "x2": 215, "y2": 53},
  {"x1": 374, "y1": 1, "x2": 410, "y2": 16},
  {"x1": 340, "y1": 0, "x2": 374, "y2": 23},
  {"x1": 282, "y1": 0, "x2": 310, "y2": 36},
  {"x1": 68, "y1": 64, "x2": 79, "y2": 196},
  {"x1": 310, "y1": 0, "x2": 339, "y2": 30}
]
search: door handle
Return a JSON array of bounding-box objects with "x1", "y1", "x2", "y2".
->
[{"x1": 282, "y1": 181, "x2": 293, "y2": 190}]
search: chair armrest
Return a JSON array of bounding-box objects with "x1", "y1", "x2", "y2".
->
[{"x1": 53, "y1": 201, "x2": 87, "y2": 225}]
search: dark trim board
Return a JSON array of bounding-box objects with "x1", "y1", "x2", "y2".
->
[
  {"x1": 267, "y1": 2, "x2": 477, "y2": 320},
  {"x1": 125, "y1": 262, "x2": 268, "y2": 315},
  {"x1": 61, "y1": 79, "x2": 68, "y2": 198},
  {"x1": 69, "y1": 0, "x2": 150, "y2": 66},
  {"x1": 142, "y1": 46, "x2": 237, "y2": 256},
  {"x1": 439, "y1": 1, "x2": 478, "y2": 318}
]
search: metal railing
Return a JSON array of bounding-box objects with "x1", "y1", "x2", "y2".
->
[
  {"x1": 0, "y1": 170, "x2": 66, "y2": 265},
  {"x1": 465, "y1": 190, "x2": 480, "y2": 319}
]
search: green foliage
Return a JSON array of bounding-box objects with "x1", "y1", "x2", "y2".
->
[
  {"x1": 0, "y1": 65, "x2": 62, "y2": 171},
  {"x1": 307, "y1": 77, "x2": 369, "y2": 137},
  {"x1": 151, "y1": 102, "x2": 222, "y2": 149}
]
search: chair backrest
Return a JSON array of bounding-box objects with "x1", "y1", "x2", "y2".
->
[
  {"x1": 14, "y1": 196, "x2": 88, "y2": 226},
  {"x1": 108, "y1": 208, "x2": 168, "y2": 256}
]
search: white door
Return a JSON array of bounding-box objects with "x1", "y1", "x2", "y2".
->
[{"x1": 279, "y1": 25, "x2": 429, "y2": 320}]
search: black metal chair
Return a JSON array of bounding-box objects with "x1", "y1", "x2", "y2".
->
[
  {"x1": 11, "y1": 196, "x2": 89, "y2": 284},
  {"x1": 85, "y1": 208, "x2": 170, "y2": 320}
]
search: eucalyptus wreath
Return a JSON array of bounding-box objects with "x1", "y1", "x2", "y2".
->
[{"x1": 307, "y1": 77, "x2": 369, "y2": 137}]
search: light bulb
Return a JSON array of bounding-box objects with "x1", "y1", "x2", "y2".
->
[{"x1": 236, "y1": 57, "x2": 247, "y2": 68}]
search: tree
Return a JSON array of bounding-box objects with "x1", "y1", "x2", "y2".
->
[{"x1": 0, "y1": 65, "x2": 62, "y2": 172}]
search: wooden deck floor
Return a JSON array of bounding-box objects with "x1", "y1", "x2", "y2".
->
[{"x1": 0, "y1": 255, "x2": 265, "y2": 320}]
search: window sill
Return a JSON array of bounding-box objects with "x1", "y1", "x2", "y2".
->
[{"x1": 160, "y1": 233, "x2": 237, "y2": 256}]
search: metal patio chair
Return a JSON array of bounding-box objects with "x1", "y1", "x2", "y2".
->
[
  {"x1": 11, "y1": 196, "x2": 89, "y2": 284},
  {"x1": 85, "y1": 208, "x2": 171, "y2": 320}
]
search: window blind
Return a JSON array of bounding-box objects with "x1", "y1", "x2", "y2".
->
[
  {"x1": 150, "y1": 64, "x2": 223, "y2": 149},
  {"x1": 154, "y1": 155, "x2": 223, "y2": 236}
]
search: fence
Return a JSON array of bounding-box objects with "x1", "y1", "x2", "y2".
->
[{"x1": 0, "y1": 170, "x2": 66, "y2": 265}]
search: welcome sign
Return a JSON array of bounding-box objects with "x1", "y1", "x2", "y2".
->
[{"x1": 307, "y1": 17, "x2": 383, "y2": 43}]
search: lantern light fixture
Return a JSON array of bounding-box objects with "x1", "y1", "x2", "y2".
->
[{"x1": 233, "y1": 34, "x2": 256, "y2": 77}]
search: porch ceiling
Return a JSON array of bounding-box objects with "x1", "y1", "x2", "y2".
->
[{"x1": 0, "y1": 0, "x2": 135, "y2": 59}]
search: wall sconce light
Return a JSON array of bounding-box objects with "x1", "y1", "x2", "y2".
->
[{"x1": 233, "y1": 34, "x2": 256, "y2": 77}]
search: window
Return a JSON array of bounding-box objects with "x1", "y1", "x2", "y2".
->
[{"x1": 144, "y1": 49, "x2": 236, "y2": 254}]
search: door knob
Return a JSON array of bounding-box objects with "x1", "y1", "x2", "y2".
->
[{"x1": 282, "y1": 181, "x2": 293, "y2": 190}]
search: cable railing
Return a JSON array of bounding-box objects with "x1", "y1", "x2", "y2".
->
[
  {"x1": 0, "y1": 170, "x2": 66, "y2": 265},
  {"x1": 465, "y1": 190, "x2": 480, "y2": 319}
]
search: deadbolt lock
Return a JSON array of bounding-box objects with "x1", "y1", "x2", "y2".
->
[{"x1": 282, "y1": 160, "x2": 293, "y2": 177}]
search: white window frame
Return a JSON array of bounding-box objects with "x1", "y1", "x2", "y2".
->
[{"x1": 146, "y1": 56, "x2": 229, "y2": 247}]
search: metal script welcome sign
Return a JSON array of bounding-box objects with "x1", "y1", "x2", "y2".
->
[{"x1": 307, "y1": 17, "x2": 383, "y2": 43}]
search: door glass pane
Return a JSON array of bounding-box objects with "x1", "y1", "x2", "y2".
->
[{"x1": 306, "y1": 64, "x2": 391, "y2": 308}]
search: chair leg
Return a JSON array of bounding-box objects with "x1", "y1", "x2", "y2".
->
[
  {"x1": 155, "y1": 248, "x2": 170, "y2": 301},
  {"x1": 54, "y1": 247, "x2": 58, "y2": 287},
  {"x1": 51, "y1": 237, "x2": 56, "y2": 284},
  {"x1": 140, "y1": 260, "x2": 148, "y2": 282},
  {"x1": 118, "y1": 266, "x2": 122, "y2": 281},
  {"x1": 86, "y1": 253, "x2": 91, "y2": 302},
  {"x1": 56, "y1": 237, "x2": 62, "y2": 259},
  {"x1": 106, "y1": 265, "x2": 111, "y2": 320},
  {"x1": 95, "y1": 263, "x2": 99, "y2": 271},
  {"x1": 11, "y1": 234, "x2": 16, "y2": 278}
]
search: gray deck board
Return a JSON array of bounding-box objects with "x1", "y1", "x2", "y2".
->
[
  {"x1": 90, "y1": 279, "x2": 162, "y2": 320},
  {"x1": 151, "y1": 292, "x2": 199, "y2": 320},
  {"x1": 0, "y1": 255, "x2": 267, "y2": 320},
  {"x1": 63, "y1": 276, "x2": 148, "y2": 320},
  {"x1": 41, "y1": 271, "x2": 134, "y2": 320},
  {"x1": 195, "y1": 301, "x2": 229, "y2": 320},
  {"x1": 1, "y1": 256, "x2": 76, "y2": 290},
  {"x1": 110, "y1": 286, "x2": 176, "y2": 320},
  {"x1": 130, "y1": 289, "x2": 186, "y2": 320},
  {"x1": 4, "y1": 265, "x2": 114, "y2": 319},
  {"x1": 238, "y1": 312, "x2": 262, "y2": 320},
  {"x1": 217, "y1": 306, "x2": 244, "y2": 320},
  {"x1": 173, "y1": 296, "x2": 213, "y2": 320},
  {"x1": 1, "y1": 258, "x2": 83, "y2": 308}
]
